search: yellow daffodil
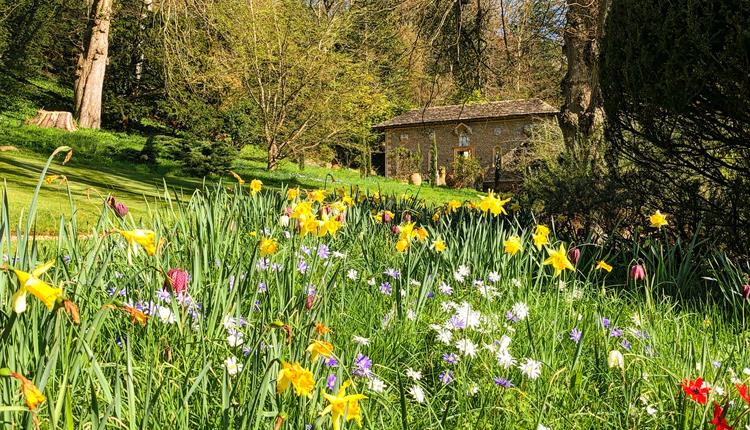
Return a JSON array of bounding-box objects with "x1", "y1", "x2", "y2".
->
[
  {"x1": 122, "y1": 305, "x2": 149, "y2": 326},
  {"x1": 395, "y1": 238, "x2": 410, "y2": 253},
  {"x1": 415, "y1": 227, "x2": 428, "y2": 241},
  {"x1": 117, "y1": 229, "x2": 157, "y2": 263},
  {"x1": 342, "y1": 196, "x2": 354, "y2": 207},
  {"x1": 446, "y1": 200, "x2": 462, "y2": 213},
  {"x1": 319, "y1": 215, "x2": 342, "y2": 237},
  {"x1": 532, "y1": 225, "x2": 550, "y2": 250},
  {"x1": 478, "y1": 192, "x2": 512, "y2": 216},
  {"x1": 543, "y1": 244, "x2": 576, "y2": 276},
  {"x1": 432, "y1": 239, "x2": 446, "y2": 252},
  {"x1": 229, "y1": 171, "x2": 245, "y2": 185},
  {"x1": 504, "y1": 236, "x2": 522, "y2": 255},
  {"x1": 301, "y1": 217, "x2": 321, "y2": 237},
  {"x1": 649, "y1": 210, "x2": 668, "y2": 229},
  {"x1": 307, "y1": 189, "x2": 326, "y2": 203},
  {"x1": 373, "y1": 210, "x2": 394, "y2": 223},
  {"x1": 277, "y1": 362, "x2": 315, "y2": 397},
  {"x1": 44, "y1": 174, "x2": 67, "y2": 185},
  {"x1": 315, "y1": 321, "x2": 332, "y2": 335},
  {"x1": 307, "y1": 340, "x2": 334, "y2": 361},
  {"x1": 250, "y1": 179, "x2": 263, "y2": 195},
  {"x1": 320, "y1": 379, "x2": 367, "y2": 430},
  {"x1": 596, "y1": 260, "x2": 613, "y2": 272},
  {"x1": 10, "y1": 372, "x2": 45, "y2": 411},
  {"x1": 287, "y1": 187, "x2": 300, "y2": 200},
  {"x1": 291, "y1": 201, "x2": 314, "y2": 220},
  {"x1": 432, "y1": 211, "x2": 441, "y2": 222},
  {"x1": 10, "y1": 261, "x2": 61, "y2": 314},
  {"x1": 259, "y1": 237, "x2": 278, "y2": 256}
]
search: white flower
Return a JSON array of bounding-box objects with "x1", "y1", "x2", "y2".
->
[
  {"x1": 476, "y1": 284, "x2": 497, "y2": 299},
  {"x1": 367, "y1": 278, "x2": 376, "y2": 286},
  {"x1": 453, "y1": 302, "x2": 482, "y2": 329},
  {"x1": 440, "y1": 301, "x2": 455, "y2": 313},
  {"x1": 227, "y1": 332, "x2": 244, "y2": 347},
  {"x1": 608, "y1": 350, "x2": 624, "y2": 369},
  {"x1": 497, "y1": 335, "x2": 512, "y2": 352},
  {"x1": 409, "y1": 279, "x2": 420, "y2": 286},
  {"x1": 279, "y1": 215, "x2": 290, "y2": 226},
  {"x1": 453, "y1": 265, "x2": 470, "y2": 282},
  {"x1": 223, "y1": 315, "x2": 239, "y2": 330},
  {"x1": 511, "y1": 302, "x2": 529, "y2": 321},
  {"x1": 367, "y1": 377, "x2": 387, "y2": 392},
  {"x1": 743, "y1": 367, "x2": 750, "y2": 375},
  {"x1": 519, "y1": 358, "x2": 542, "y2": 379},
  {"x1": 497, "y1": 350, "x2": 516, "y2": 369},
  {"x1": 631, "y1": 313, "x2": 642, "y2": 327},
  {"x1": 438, "y1": 282, "x2": 453, "y2": 295},
  {"x1": 715, "y1": 385, "x2": 725, "y2": 396},
  {"x1": 455, "y1": 338, "x2": 477, "y2": 357},
  {"x1": 468, "y1": 384, "x2": 479, "y2": 396},
  {"x1": 406, "y1": 309, "x2": 417, "y2": 321},
  {"x1": 436, "y1": 329, "x2": 453, "y2": 345},
  {"x1": 646, "y1": 405, "x2": 657, "y2": 416},
  {"x1": 536, "y1": 425, "x2": 550, "y2": 430},
  {"x1": 488, "y1": 271, "x2": 500, "y2": 283},
  {"x1": 511, "y1": 278, "x2": 522, "y2": 288},
  {"x1": 409, "y1": 385, "x2": 425, "y2": 403},
  {"x1": 347, "y1": 269, "x2": 358, "y2": 280},
  {"x1": 224, "y1": 356, "x2": 243, "y2": 376},
  {"x1": 157, "y1": 306, "x2": 177, "y2": 324},
  {"x1": 332, "y1": 251, "x2": 346, "y2": 258},
  {"x1": 353, "y1": 335, "x2": 370, "y2": 346},
  {"x1": 406, "y1": 368, "x2": 422, "y2": 381}
]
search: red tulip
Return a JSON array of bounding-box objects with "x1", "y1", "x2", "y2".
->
[
  {"x1": 403, "y1": 213, "x2": 411, "y2": 223},
  {"x1": 630, "y1": 264, "x2": 646, "y2": 281},
  {"x1": 743, "y1": 284, "x2": 750, "y2": 299}
]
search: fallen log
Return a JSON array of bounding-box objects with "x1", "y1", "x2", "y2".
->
[{"x1": 25, "y1": 110, "x2": 77, "y2": 132}]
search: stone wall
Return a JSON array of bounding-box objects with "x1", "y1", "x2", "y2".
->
[{"x1": 383, "y1": 116, "x2": 555, "y2": 184}]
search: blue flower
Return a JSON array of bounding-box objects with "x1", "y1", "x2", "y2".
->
[
  {"x1": 442, "y1": 353, "x2": 459, "y2": 365},
  {"x1": 610, "y1": 327, "x2": 623, "y2": 338},
  {"x1": 352, "y1": 353, "x2": 373, "y2": 378},
  {"x1": 621, "y1": 338, "x2": 632, "y2": 351},
  {"x1": 384, "y1": 268, "x2": 401, "y2": 279},
  {"x1": 601, "y1": 317, "x2": 611, "y2": 329},
  {"x1": 326, "y1": 374, "x2": 337, "y2": 391},
  {"x1": 317, "y1": 244, "x2": 330, "y2": 259},
  {"x1": 439, "y1": 371, "x2": 454, "y2": 384},
  {"x1": 379, "y1": 282, "x2": 392, "y2": 295}
]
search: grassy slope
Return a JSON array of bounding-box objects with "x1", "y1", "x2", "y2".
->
[{"x1": 0, "y1": 74, "x2": 477, "y2": 233}]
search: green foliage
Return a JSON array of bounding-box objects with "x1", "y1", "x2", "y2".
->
[
  {"x1": 169, "y1": 136, "x2": 238, "y2": 177},
  {"x1": 2, "y1": 148, "x2": 750, "y2": 429},
  {"x1": 601, "y1": 0, "x2": 750, "y2": 255}
]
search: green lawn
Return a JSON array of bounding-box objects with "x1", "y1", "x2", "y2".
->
[{"x1": 0, "y1": 73, "x2": 479, "y2": 233}]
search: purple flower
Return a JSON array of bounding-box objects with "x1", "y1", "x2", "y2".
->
[
  {"x1": 448, "y1": 315, "x2": 466, "y2": 330},
  {"x1": 427, "y1": 291, "x2": 435, "y2": 299},
  {"x1": 621, "y1": 338, "x2": 632, "y2": 351},
  {"x1": 297, "y1": 259, "x2": 309, "y2": 274},
  {"x1": 610, "y1": 327, "x2": 623, "y2": 338},
  {"x1": 634, "y1": 329, "x2": 649, "y2": 340},
  {"x1": 166, "y1": 268, "x2": 189, "y2": 294},
  {"x1": 317, "y1": 244, "x2": 330, "y2": 260},
  {"x1": 242, "y1": 346, "x2": 252, "y2": 356},
  {"x1": 569, "y1": 327, "x2": 582, "y2": 344},
  {"x1": 62, "y1": 255, "x2": 72, "y2": 264},
  {"x1": 494, "y1": 377, "x2": 513, "y2": 388},
  {"x1": 384, "y1": 268, "x2": 401, "y2": 279},
  {"x1": 257, "y1": 282, "x2": 267, "y2": 293},
  {"x1": 326, "y1": 374, "x2": 337, "y2": 390},
  {"x1": 256, "y1": 258, "x2": 269, "y2": 271},
  {"x1": 439, "y1": 371, "x2": 453, "y2": 384},
  {"x1": 600, "y1": 317, "x2": 611, "y2": 329},
  {"x1": 108, "y1": 287, "x2": 127, "y2": 297},
  {"x1": 442, "y1": 353, "x2": 459, "y2": 365},
  {"x1": 270, "y1": 263, "x2": 282, "y2": 272},
  {"x1": 712, "y1": 360, "x2": 722, "y2": 369},
  {"x1": 157, "y1": 288, "x2": 172, "y2": 303},
  {"x1": 379, "y1": 282, "x2": 392, "y2": 295},
  {"x1": 352, "y1": 353, "x2": 373, "y2": 378},
  {"x1": 300, "y1": 245, "x2": 311, "y2": 255},
  {"x1": 253, "y1": 300, "x2": 261, "y2": 312},
  {"x1": 324, "y1": 357, "x2": 338, "y2": 367},
  {"x1": 506, "y1": 311, "x2": 520, "y2": 323}
]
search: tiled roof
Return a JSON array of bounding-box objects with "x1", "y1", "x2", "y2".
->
[{"x1": 374, "y1": 98, "x2": 558, "y2": 129}]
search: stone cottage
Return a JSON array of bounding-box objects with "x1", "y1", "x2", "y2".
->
[{"x1": 373, "y1": 98, "x2": 558, "y2": 189}]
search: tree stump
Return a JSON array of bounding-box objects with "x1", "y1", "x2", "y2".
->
[{"x1": 26, "y1": 110, "x2": 78, "y2": 132}]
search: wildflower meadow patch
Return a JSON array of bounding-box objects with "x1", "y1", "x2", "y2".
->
[{"x1": 2, "y1": 148, "x2": 750, "y2": 429}]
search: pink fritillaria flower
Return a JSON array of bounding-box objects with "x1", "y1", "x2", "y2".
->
[
  {"x1": 568, "y1": 247, "x2": 581, "y2": 265},
  {"x1": 630, "y1": 264, "x2": 646, "y2": 281},
  {"x1": 166, "y1": 268, "x2": 189, "y2": 295}
]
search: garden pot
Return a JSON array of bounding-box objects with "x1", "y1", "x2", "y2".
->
[{"x1": 409, "y1": 172, "x2": 422, "y2": 186}]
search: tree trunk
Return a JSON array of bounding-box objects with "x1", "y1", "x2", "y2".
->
[
  {"x1": 26, "y1": 110, "x2": 78, "y2": 131},
  {"x1": 559, "y1": 0, "x2": 610, "y2": 148},
  {"x1": 74, "y1": 0, "x2": 114, "y2": 129},
  {"x1": 267, "y1": 142, "x2": 280, "y2": 171}
]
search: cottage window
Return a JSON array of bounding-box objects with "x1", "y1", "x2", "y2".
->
[
  {"x1": 454, "y1": 147, "x2": 473, "y2": 159},
  {"x1": 458, "y1": 133, "x2": 471, "y2": 147}
]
